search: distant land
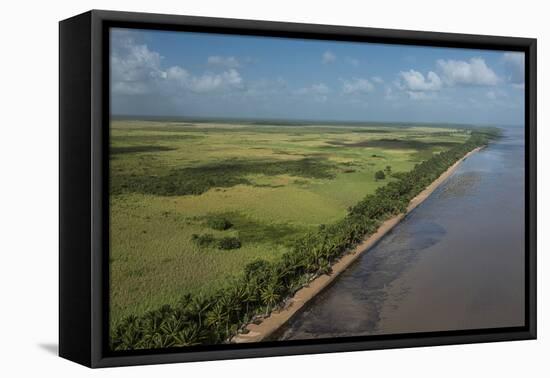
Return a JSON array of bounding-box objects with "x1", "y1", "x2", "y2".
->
[{"x1": 110, "y1": 114, "x2": 519, "y2": 129}]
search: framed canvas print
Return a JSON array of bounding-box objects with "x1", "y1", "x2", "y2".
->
[{"x1": 59, "y1": 10, "x2": 536, "y2": 368}]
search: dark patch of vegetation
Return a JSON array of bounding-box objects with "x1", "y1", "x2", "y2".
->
[
  {"x1": 409, "y1": 149, "x2": 435, "y2": 162},
  {"x1": 111, "y1": 134, "x2": 202, "y2": 143},
  {"x1": 206, "y1": 217, "x2": 233, "y2": 231},
  {"x1": 375, "y1": 170, "x2": 386, "y2": 180},
  {"x1": 111, "y1": 130, "x2": 497, "y2": 351},
  {"x1": 191, "y1": 233, "x2": 216, "y2": 248},
  {"x1": 192, "y1": 233, "x2": 242, "y2": 250},
  {"x1": 251, "y1": 184, "x2": 285, "y2": 188},
  {"x1": 110, "y1": 145, "x2": 177, "y2": 155},
  {"x1": 351, "y1": 129, "x2": 392, "y2": 133},
  {"x1": 231, "y1": 215, "x2": 305, "y2": 247},
  {"x1": 329, "y1": 138, "x2": 459, "y2": 150},
  {"x1": 201, "y1": 212, "x2": 305, "y2": 247},
  {"x1": 293, "y1": 179, "x2": 310, "y2": 185},
  {"x1": 218, "y1": 237, "x2": 242, "y2": 250},
  {"x1": 111, "y1": 157, "x2": 335, "y2": 196}
]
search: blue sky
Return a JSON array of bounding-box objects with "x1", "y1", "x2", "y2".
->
[{"x1": 111, "y1": 28, "x2": 525, "y2": 126}]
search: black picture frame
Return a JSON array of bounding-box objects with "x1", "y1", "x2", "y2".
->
[{"x1": 59, "y1": 9, "x2": 537, "y2": 368}]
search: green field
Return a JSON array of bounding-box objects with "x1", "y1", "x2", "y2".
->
[{"x1": 109, "y1": 120, "x2": 470, "y2": 325}]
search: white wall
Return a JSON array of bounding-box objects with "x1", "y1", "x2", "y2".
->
[{"x1": 0, "y1": 0, "x2": 546, "y2": 376}]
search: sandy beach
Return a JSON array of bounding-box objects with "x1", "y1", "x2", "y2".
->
[{"x1": 232, "y1": 146, "x2": 483, "y2": 343}]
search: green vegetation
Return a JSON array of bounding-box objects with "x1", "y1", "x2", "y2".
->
[
  {"x1": 191, "y1": 233, "x2": 216, "y2": 248},
  {"x1": 111, "y1": 145, "x2": 177, "y2": 155},
  {"x1": 218, "y1": 237, "x2": 242, "y2": 250},
  {"x1": 112, "y1": 157, "x2": 336, "y2": 196},
  {"x1": 191, "y1": 234, "x2": 242, "y2": 250},
  {"x1": 375, "y1": 170, "x2": 386, "y2": 180},
  {"x1": 207, "y1": 217, "x2": 233, "y2": 231},
  {"x1": 109, "y1": 119, "x2": 498, "y2": 350}
]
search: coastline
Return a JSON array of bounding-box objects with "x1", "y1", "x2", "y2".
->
[{"x1": 232, "y1": 146, "x2": 483, "y2": 343}]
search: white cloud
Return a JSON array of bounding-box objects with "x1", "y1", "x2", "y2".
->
[
  {"x1": 407, "y1": 91, "x2": 435, "y2": 100},
  {"x1": 437, "y1": 57, "x2": 499, "y2": 86},
  {"x1": 164, "y1": 65, "x2": 243, "y2": 93},
  {"x1": 341, "y1": 78, "x2": 375, "y2": 94},
  {"x1": 110, "y1": 32, "x2": 165, "y2": 95},
  {"x1": 399, "y1": 70, "x2": 442, "y2": 91},
  {"x1": 295, "y1": 83, "x2": 330, "y2": 102},
  {"x1": 111, "y1": 33, "x2": 245, "y2": 97},
  {"x1": 371, "y1": 76, "x2": 384, "y2": 84},
  {"x1": 207, "y1": 56, "x2": 241, "y2": 68},
  {"x1": 186, "y1": 69, "x2": 243, "y2": 93},
  {"x1": 502, "y1": 52, "x2": 525, "y2": 85},
  {"x1": 322, "y1": 51, "x2": 336, "y2": 64},
  {"x1": 296, "y1": 83, "x2": 330, "y2": 95},
  {"x1": 165, "y1": 66, "x2": 189, "y2": 82}
]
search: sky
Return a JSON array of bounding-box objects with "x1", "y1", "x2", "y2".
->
[{"x1": 110, "y1": 28, "x2": 525, "y2": 126}]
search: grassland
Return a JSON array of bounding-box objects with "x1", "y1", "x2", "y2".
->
[{"x1": 109, "y1": 120, "x2": 471, "y2": 326}]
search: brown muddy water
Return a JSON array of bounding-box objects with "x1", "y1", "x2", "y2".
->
[{"x1": 278, "y1": 127, "x2": 525, "y2": 340}]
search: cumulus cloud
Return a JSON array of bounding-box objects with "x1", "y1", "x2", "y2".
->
[
  {"x1": 371, "y1": 76, "x2": 384, "y2": 84},
  {"x1": 502, "y1": 52, "x2": 525, "y2": 85},
  {"x1": 322, "y1": 51, "x2": 336, "y2": 64},
  {"x1": 111, "y1": 32, "x2": 244, "y2": 97},
  {"x1": 437, "y1": 57, "x2": 499, "y2": 86},
  {"x1": 186, "y1": 69, "x2": 243, "y2": 93},
  {"x1": 110, "y1": 32, "x2": 165, "y2": 95},
  {"x1": 207, "y1": 56, "x2": 241, "y2": 68},
  {"x1": 295, "y1": 83, "x2": 330, "y2": 102},
  {"x1": 165, "y1": 66, "x2": 189, "y2": 82},
  {"x1": 399, "y1": 70, "x2": 442, "y2": 91},
  {"x1": 296, "y1": 83, "x2": 330, "y2": 94},
  {"x1": 407, "y1": 91, "x2": 434, "y2": 100},
  {"x1": 341, "y1": 78, "x2": 375, "y2": 94}
]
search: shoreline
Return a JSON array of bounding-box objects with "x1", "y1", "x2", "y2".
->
[{"x1": 232, "y1": 146, "x2": 483, "y2": 343}]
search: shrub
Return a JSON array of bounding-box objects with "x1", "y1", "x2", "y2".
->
[
  {"x1": 218, "y1": 237, "x2": 242, "y2": 250},
  {"x1": 191, "y1": 233, "x2": 215, "y2": 247},
  {"x1": 375, "y1": 170, "x2": 386, "y2": 180},
  {"x1": 207, "y1": 217, "x2": 233, "y2": 230}
]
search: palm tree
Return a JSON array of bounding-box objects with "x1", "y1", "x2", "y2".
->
[
  {"x1": 242, "y1": 284, "x2": 258, "y2": 319},
  {"x1": 151, "y1": 333, "x2": 174, "y2": 349},
  {"x1": 173, "y1": 325, "x2": 201, "y2": 347},
  {"x1": 318, "y1": 258, "x2": 331, "y2": 275},
  {"x1": 218, "y1": 292, "x2": 241, "y2": 334},
  {"x1": 188, "y1": 294, "x2": 211, "y2": 328},
  {"x1": 260, "y1": 283, "x2": 280, "y2": 315},
  {"x1": 206, "y1": 303, "x2": 228, "y2": 340},
  {"x1": 160, "y1": 315, "x2": 183, "y2": 337}
]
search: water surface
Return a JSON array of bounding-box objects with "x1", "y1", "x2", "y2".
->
[{"x1": 279, "y1": 127, "x2": 525, "y2": 340}]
